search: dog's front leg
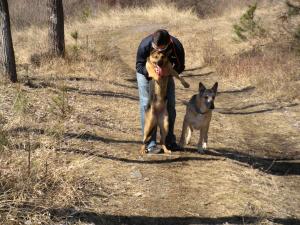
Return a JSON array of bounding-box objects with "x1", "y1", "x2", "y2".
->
[
  {"x1": 179, "y1": 117, "x2": 189, "y2": 150},
  {"x1": 202, "y1": 125, "x2": 209, "y2": 151},
  {"x1": 197, "y1": 129, "x2": 204, "y2": 153},
  {"x1": 168, "y1": 64, "x2": 190, "y2": 88},
  {"x1": 186, "y1": 126, "x2": 192, "y2": 145},
  {"x1": 159, "y1": 109, "x2": 171, "y2": 154},
  {"x1": 140, "y1": 109, "x2": 157, "y2": 154},
  {"x1": 198, "y1": 126, "x2": 209, "y2": 153}
]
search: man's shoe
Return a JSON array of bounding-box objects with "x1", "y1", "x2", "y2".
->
[
  {"x1": 146, "y1": 146, "x2": 161, "y2": 154},
  {"x1": 166, "y1": 142, "x2": 181, "y2": 151}
]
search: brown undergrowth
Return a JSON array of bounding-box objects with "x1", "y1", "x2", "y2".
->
[{"x1": 1, "y1": 1, "x2": 299, "y2": 224}]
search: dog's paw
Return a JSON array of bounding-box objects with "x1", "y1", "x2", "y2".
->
[
  {"x1": 178, "y1": 142, "x2": 184, "y2": 149},
  {"x1": 162, "y1": 145, "x2": 172, "y2": 154},
  {"x1": 164, "y1": 150, "x2": 172, "y2": 154},
  {"x1": 197, "y1": 148, "x2": 205, "y2": 154},
  {"x1": 197, "y1": 143, "x2": 207, "y2": 154},
  {"x1": 140, "y1": 146, "x2": 147, "y2": 155}
]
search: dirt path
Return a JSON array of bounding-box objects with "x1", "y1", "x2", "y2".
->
[{"x1": 41, "y1": 23, "x2": 300, "y2": 224}]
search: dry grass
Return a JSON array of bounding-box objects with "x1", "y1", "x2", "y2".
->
[
  {"x1": 213, "y1": 45, "x2": 300, "y2": 100},
  {"x1": 0, "y1": 150, "x2": 98, "y2": 223},
  {"x1": 9, "y1": 0, "x2": 113, "y2": 29},
  {"x1": 9, "y1": 0, "x2": 268, "y2": 30},
  {"x1": 1, "y1": 1, "x2": 300, "y2": 224}
]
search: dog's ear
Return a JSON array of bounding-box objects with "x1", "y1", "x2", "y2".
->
[
  {"x1": 199, "y1": 82, "x2": 206, "y2": 95},
  {"x1": 212, "y1": 82, "x2": 218, "y2": 93}
]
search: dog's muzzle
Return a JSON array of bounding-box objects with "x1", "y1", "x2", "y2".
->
[
  {"x1": 157, "y1": 60, "x2": 164, "y2": 67},
  {"x1": 206, "y1": 101, "x2": 215, "y2": 110},
  {"x1": 155, "y1": 65, "x2": 167, "y2": 77}
]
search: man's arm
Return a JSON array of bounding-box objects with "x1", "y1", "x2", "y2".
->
[
  {"x1": 136, "y1": 36, "x2": 152, "y2": 78},
  {"x1": 136, "y1": 47, "x2": 148, "y2": 76},
  {"x1": 167, "y1": 61, "x2": 189, "y2": 88},
  {"x1": 172, "y1": 37, "x2": 185, "y2": 74}
]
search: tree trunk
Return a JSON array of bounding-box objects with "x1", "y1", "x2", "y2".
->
[
  {"x1": 48, "y1": 0, "x2": 65, "y2": 57},
  {"x1": 0, "y1": 0, "x2": 17, "y2": 82}
]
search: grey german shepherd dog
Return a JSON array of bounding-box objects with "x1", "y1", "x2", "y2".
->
[{"x1": 179, "y1": 82, "x2": 218, "y2": 153}]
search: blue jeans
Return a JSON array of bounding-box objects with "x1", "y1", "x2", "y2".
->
[{"x1": 137, "y1": 72, "x2": 176, "y2": 148}]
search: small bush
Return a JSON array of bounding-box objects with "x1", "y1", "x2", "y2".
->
[
  {"x1": 233, "y1": 3, "x2": 266, "y2": 41},
  {"x1": 0, "y1": 112, "x2": 9, "y2": 151},
  {"x1": 284, "y1": 1, "x2": 300, "y2": 51},
  {"x1": 13, "y1": 86, "x2": 29, "y2": 116},
  {"x1": 0, "y1": 112, "x2": 6, "y2": 125},
  {"x1": 0, "y1": 129, "x2": 9, "y2": 151},
  {"x1": 293, "y1": 26, "x2": 300, "y2": 52},
  {"x1": 287, "y1": 0, "x2": 300, "y2": 16},
  {"x1": 71, "y1": 30, "x2": 79, "y2": 43},
  {"x1": 70, "y1": 30, "x2": 80, "y2": 57},
  {"x1": 169, "y1": 0, "x2": 257, "y2": 18},
  {"x1": 81, "y1": 7, "x2": 92, "y2": 22},
  {"x1": 49, "y1": 86, "x2": 73, "y2": 119},
  {"x1": 295, "y1": 26, "x2": 300, "y2": 39}
]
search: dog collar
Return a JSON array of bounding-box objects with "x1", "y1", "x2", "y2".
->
[{"x1": 194, "y1": 105, "x2": 209, "y2": 115}]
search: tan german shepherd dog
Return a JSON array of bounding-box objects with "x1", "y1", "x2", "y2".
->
[
  {"x1": 140, "y1": 49, "x2": 190, "y2": 154},
  {"x1": 179, "y1": 82, "x2": 218, "y2": 153}
]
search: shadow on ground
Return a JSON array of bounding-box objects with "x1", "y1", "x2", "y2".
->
[
  {"x1": 9, "y1": 127, "x2": 299, "y2": 176},
  {"x1": 64, "y1": 132, "x2": 141, "y2": 144},
  {"x1": 77, "y1": 90, "x2": 138, "y2": 101},
  {"x1": 56, "y1": 147, "x2": 219, "y2": 164},
  {"x1": 218, "y1": 86, "x2": 255, "y2": 94},
  {"x1": 184, "y1": 66, "x2": 207, "y2": 72},
  {"x1": 181, "y1": 71, "x2": 214, "y2": 77},
  {"x1": 203, "y1": 147, "x2": 300, "y2": 176},
  {"x1": 49, "y1": 209, "x2": 300, "y2": 225},
  {"x1": 113, "y1": 82, "x2": 137, "y2": 89},
  {"x1": 57, "y1": 141, "x2": 299, "y2": 176},
  {"x1": 216, "y1": 103, "x2": 298, "y2": 115}
]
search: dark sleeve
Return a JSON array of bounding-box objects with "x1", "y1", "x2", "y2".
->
[
  {"x1": 174, "y1": 39, "x2": 185, "y2": 74},
  {"x1": 136, "y1": 39, "x2": 150, "y2": 78}
]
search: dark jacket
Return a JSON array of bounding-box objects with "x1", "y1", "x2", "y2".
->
[{"x1": 136, "y1": 34, "x2": 185, "y2": 79}]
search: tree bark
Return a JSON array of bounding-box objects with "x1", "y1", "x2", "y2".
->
[
  {"x1": 0, "y1": 0, "x2": 17, "y2": 82},
  {"x1": 48, "y1": 0, "x2": 65, "y2": 57}
]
